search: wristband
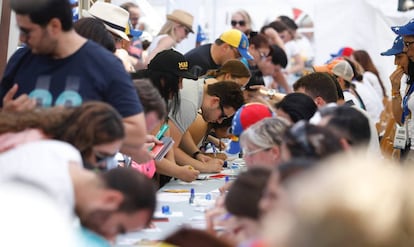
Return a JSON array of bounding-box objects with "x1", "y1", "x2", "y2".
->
[{"x1": 192, "y1": 151, "x2": 201, "y2": 159}]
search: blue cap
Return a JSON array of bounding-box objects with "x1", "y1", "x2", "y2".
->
[
  {"x1": 392, "y1": 19, "x2": 414, "y2": 35},
  {"x1": 129, "y1": 29, "x2": 142, "y2": 38},
  {"x1": 381, "y1": 36, "x2": 404, "y2": 56},
  {"x1": 219, "y1": 29, "x2": 254, "y2": 60}
]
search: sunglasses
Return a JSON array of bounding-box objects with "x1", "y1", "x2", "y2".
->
[
  {"x1": 231, "y1": 20, "x2": 246, "y2": 27},
  {"x1": 181, "y1": 25, "x2": 191, "y2": 35}
]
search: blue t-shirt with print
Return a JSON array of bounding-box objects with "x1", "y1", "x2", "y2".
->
[{"x1": 0, "y1": 41, "x2": 142, "y2": 117}]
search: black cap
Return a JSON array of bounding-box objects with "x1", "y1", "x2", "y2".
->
[{"x1": 148, "y1": 49, "x2": 197, "y2": 80}]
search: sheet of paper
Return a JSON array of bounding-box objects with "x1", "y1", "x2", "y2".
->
[{"x1": 154, "y1": 211, "x2": 183, "y2": 218}]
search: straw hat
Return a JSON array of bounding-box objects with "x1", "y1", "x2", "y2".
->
[
  {"x1": 166, "y1": 9, "x2": 194, "y2": 33},
  {"x1": 82, "y1": 2, "x2": 130, "y2": 41}
]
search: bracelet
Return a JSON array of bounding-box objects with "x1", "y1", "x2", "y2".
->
[
  {"x1": 192, "y1": 151, "x2": 201, "y2": 159},
  {"x1": 392, "y1": 93, "x2": 402, "y2": 99}
]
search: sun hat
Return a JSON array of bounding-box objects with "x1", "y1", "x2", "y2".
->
[
  {"x1": 82, "y1": 2, "x2": 130, "y2": 41},
  {"x1": 219, "y1": 29, "x2": 254, "y2": 60},
  {"x1": 166, "y1": 9, "x2": 194, "y2": 33},
  {"x1": 381, "y1": 36, "x2": 404, "y2": 56},
  {"x1": 147, "y1": 49, "x2": 197, "y2": 80}
]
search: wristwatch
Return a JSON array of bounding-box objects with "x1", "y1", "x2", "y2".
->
[{"x1": 192, "y1": 150, "x2": 201, "y2": 159}]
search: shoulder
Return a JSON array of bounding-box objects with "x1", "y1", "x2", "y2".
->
[{"x1": 78, "y1": 41, "x2": 127, "y2": 75}]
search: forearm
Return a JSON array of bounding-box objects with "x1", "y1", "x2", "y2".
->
[
  {"x1": 179, "y1": 131, "x2": 200, "y2": 155},
  {"x1": 391, "y1": 95, "x2": 403, "y2": 125},
  {"x1": 174, "y1": 147, "x2": 207, "y2": 171},
  {"x1": 155, "y1": 157, "x2": 183, "y2": 178},
  {"x1": 120, "y1": 113, "x2": 147, "y2": 159}
]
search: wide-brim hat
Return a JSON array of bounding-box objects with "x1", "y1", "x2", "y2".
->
[
  {"x1": 167, "y1": 9, "x2": 194, "y2": 33},
  {"x1": 82, "y1": 2, "x2": 130, "y2": 41},
  {"x1": 381, "y1": 36, "x2": 404, "y2": 56}
]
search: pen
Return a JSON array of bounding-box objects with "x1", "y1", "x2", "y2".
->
[{"x1": 211, "y1": 142, "x2": 217, "y2": 158}]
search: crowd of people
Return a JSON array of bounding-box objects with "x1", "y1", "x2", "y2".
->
[{"x1": 1, "y1": 0, "x2": 414, "y2": 246}]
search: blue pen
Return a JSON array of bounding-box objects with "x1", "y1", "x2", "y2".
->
[{"x1": 211, "y1": 142, "x2": 217, "y2": 158}]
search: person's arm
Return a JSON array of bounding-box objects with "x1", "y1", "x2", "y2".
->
[
  {"x1": 120, "y1": 112, "x2": 150, "y2": 163},
  {"x1": 286, "y1": 53, "x2": 305, "y2": 75},
  {"x1": 145, "y1": 36, "x2": 176, "y2": 65},
  {"x1": 272, "y1": 68, "x2": 291, "y2": 93},
  {"x1": 179, "y1": 130, "x2": 212, "y2": 162},
  {"x1": 170, "y1": 119, "x2": 223, "y2": 173},
  {"x1": 155, "y1": 156, "x2": 200, "y2": 183},
  {"x1": 390, "y1": 67, "x2": 404, "y2": 125}
]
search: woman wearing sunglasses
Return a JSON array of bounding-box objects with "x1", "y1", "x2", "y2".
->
[
  {"x1": 145, "y1": 9, "x2": 194, "y2": 65},
  {"x1": 231, "y1": 9, "x2": 253, "y2": 38}
]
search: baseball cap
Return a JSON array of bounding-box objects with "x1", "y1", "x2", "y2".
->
[
  {"x1": 313, "y1": 58, "x2": 342, "y2": 73},
  {"x1": 330, "y1": 46, "x2": 354, "y2": 58},
  {"x1": 148, "y1": 49, "x2": 197, "y2": 80},
  {"x1": 392, "y1": 19, "x2": 414, "y2": 35},
  {"x1": 227, "y1": 103, "x2": 274, "y2": 154},
  {"x1": 332, "y1": 60, "x2": 354, "y2": 82},
  {"x1": 381, "y1": 36, "x2": 404, "y2": 56},
  {"x1": 219, "y1": 29, "x2": 254, "y2": 60}
]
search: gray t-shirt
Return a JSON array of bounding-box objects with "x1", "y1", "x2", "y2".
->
[{"x1": 169, "y1": 78, "x2": 204, "y2": 133}]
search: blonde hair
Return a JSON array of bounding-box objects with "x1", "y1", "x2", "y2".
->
[{"x1": 158, "y1": 20, "x2": 180, "y2": 41}]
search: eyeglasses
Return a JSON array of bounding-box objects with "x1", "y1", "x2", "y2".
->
[
  {"x1": 404, "y1": 40, "x2": 414, "y2": 48},
  {"x1": 242, "y1": 147, "x2": 271, "y2": 156},
  {"x1": 231, "y1": 20, "x2": 246, "y2": 27},
  {"x1": 218, "y1": 101, "x2": 229, "y2": 120}
]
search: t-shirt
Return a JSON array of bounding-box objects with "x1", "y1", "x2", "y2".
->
[
  {"x1": 168, "y1": 78, "x2": 204, "y2": 134},
  {"x1": 0, "y1": 140, "x2": 82, "y2": 220},
  {"x1": 0, "y1": 41, "x2": 142, "y2": 118},
  {"x1": 363, "y1": 71, "x2": 383, "y2": 100},
  {"x1": 184, "y1": 44, "x2": 218, "y2": 77},
  {"x1": 354, "y1": 80, "x2": 383, "y2": 124}
]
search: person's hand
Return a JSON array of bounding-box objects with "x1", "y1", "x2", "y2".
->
[
  {"x1": 177, "y1": 165, "x2": 200, "y2": 182},
  {"x1": 205, "y1": 205, "x2": 228, "y2": 235},
  {"x1": 219, "y1": 181, "x2": 233, "y2": 195},
  {"x1": 144, "y1": 134, "x2": 163, "y2": 150},
  {"x1": 203, "y1": 159, "x2": 224, "y2": 173},
  {"x1": 390, "y1": 66, "x2": 404, "y2": 91},
  {"x1": 196, "y1": 153, "x2": 213, "y2": 162},
  {"x1": 133, "y1": 145, "x2": 154, "y2": 163},
  {"x1": 2, "y1": 84, "x2": 36, "y2": 112}
]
